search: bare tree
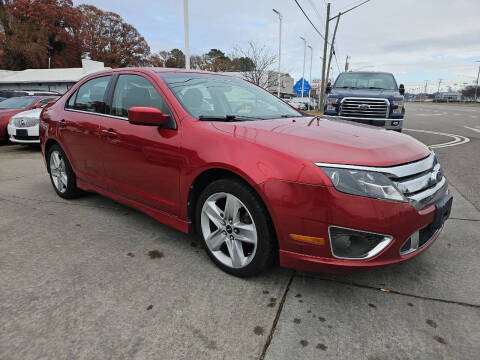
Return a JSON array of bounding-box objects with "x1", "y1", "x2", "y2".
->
[{"x1": 232, "y1": 41, "x2": 277, "y2": 89}]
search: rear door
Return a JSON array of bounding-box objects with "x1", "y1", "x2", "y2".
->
[
  {"x1": 99, "y1": 73, "x2": 182, "y2": 215},
  {"x1": 61, "y1": 75, "x2": 113, "y2": 188}
]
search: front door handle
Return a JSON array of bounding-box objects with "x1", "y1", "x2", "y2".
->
[{"x1": 101, "y1": 129, "x2": 118, "y2": 138}]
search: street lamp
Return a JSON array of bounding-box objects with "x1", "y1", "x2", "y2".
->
[
  {"x1": 300, "y1": 36, "x2": 306, "y2": 100},
  {"x1": 308, "y1": 45, "x2": 313, "y2": 107},
  {"x1": 184, "y1": 0, "x2": 190, "y2": 70},
  {"x1": 474, "y1": 60, "x2": 480, "y2": 102},
  {"x1": 272, "y1": 9, "x2": 283, "y2": 98}
]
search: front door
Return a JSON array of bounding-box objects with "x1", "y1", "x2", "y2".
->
[{"x1": 100, "y1": 73, "x2": 182, "y2": 216}]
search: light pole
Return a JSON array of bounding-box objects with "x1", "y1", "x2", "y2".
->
[
  {"x1": 183, "y1": 0, "x2": 190, "y2": 70},
  {"x1": 308, "y1": 45, "x2": 313, "y2": 107},
  {"x1": 300, "y1": 36, "x2": 306, "y2": 100},
  {"x1": 474, "y1": 61, "x2": 480, "y2": 102},
  {"x1": 273, "y1": 9, "x2": 283, "y2": 98}
]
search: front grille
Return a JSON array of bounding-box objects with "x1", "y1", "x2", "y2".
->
[
  {"x1": 400, "y1": 221, "x2": 440, "y2": 255},
  {"x1": 12, "y1": 135, "x2": 39, "y2": 141},
  {"x1": 339, "y1": 98, "x2": 389, "y2": 119},
  {"x1": 386, "y1": 153, "x2": 447, "y2": 210},
  {"x1": 12, "y1": 117, "x2": 39, "y2": 128}
]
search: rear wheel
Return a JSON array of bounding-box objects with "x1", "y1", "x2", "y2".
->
[
  {"x1": 47, "y1": 144, "x2": 81, "y2": 199},
  {"x1": 195, "y1": 178, "x2": 276, "y2": 277}
]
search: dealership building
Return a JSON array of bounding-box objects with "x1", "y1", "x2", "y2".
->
[{"x1": 0, "y1": 59, "x2": 110, "y2": 94}]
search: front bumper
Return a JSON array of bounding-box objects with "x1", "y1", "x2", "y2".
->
[
  {"x1": 7, "y1": 124, "x2": 40, "y2": 144},
  {"x1": 323, "y1": 114, "x2": 404, "y2": 131},
  {"x1": 259, "y1": 179, "x2": 449, "y2": 273}
]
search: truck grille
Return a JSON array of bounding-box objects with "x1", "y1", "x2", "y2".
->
[
  {"x1": 339, "y1": 98, "x2": 389, "y2": 119},
  {"x1": 12, "y1": 117, "x2": 39, "y2": 128}
]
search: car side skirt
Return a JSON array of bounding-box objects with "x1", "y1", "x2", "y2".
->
[{"x1": 76, "y1": 179, "x2": 190, "y2": 234}]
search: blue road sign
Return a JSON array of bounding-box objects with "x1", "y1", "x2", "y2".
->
[{"x1": 293, "y1": 78, "x2": 311, "y2": 97}]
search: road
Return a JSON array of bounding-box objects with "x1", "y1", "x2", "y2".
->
[{"x1": 0, "y1": 103, "x2": 479, "y2": 360}]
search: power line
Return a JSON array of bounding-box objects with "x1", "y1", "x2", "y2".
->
[
  {"x1": 334, "y1": 50, "x2": 341, "y2": 73},
  {"x1": 293, "y1": 0, "x2": 329, "y2": 43},
  {"x1": 307, "y1": 0, "x2": 325, "y2": 30}
]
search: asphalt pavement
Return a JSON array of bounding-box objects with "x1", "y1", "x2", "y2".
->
[{"x1": 0, "y1": 102, "x2": 479, "y2": 359}]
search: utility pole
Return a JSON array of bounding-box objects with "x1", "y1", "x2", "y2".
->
[
  {"x1": 475, "y1": 61, "x2": 480, "y2": 102},
  {"x1": 308, "y1": 45, "x2": 313, "y2": 107},
  {"x1": 300, "y1": 36, "x2": 307, "y2": 100},
  {"x1": 345, "y1": 55, "x2": 349, "y2": 71},
  {"x1": 325, "y1": 13, "x2": 340, "y2": 96},
  {"x1": 424, "y1": 80, "x2": 428, "y2": 94},
  {"x1": 436, "y1": 78, "x2": 443, "y2": 102},
  {"x1": 183, "y1": 0, "x2": 190, "y2": 70},
  {"x1": 273, "y1": 9, "x2": 283, "y2": 98},
  {"x1": 319, "y1": 2, "x2": 330, "y2": 110}
]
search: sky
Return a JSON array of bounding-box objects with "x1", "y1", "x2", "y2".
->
[{"x1": 75, "y1": 0, "x2": 480, "y2": 93}]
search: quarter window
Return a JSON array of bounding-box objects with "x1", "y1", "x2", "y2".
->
[
  {"x1": 67, "y1": 75, "x2": 112, "y2": 113},
  {"x1": 111, "y1": 74, "x2": 172, "y2": 118}
]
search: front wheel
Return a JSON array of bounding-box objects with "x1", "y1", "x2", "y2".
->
[{"x1": 195, "y1": 178, "x2": 276, "y2": 277}]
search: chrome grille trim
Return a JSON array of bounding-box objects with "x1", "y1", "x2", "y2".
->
[
  {"x1": 339, "y1": 97, "x2": 389, "y2": 119},
  {"x1": 12, "y1": 117, "x2": 39, "y2": 128}
]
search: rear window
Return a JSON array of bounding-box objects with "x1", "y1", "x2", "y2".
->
[{"x1": 0, "y1": 97, "x2": 37, "y2": 109}]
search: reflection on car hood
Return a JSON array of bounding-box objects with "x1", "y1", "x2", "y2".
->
[{"x1": 211, "y1": 116, "x2": 429, "y2": 167}]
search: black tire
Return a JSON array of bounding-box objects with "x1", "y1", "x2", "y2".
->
[
  {"x1": 195, "y1": 178, "x2": 277, "y2": 277},
  {"x1": 47, "y1": 144, "x2": 82, "y2": 199}
]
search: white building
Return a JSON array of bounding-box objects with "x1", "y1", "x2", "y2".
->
[
  {"x1": 435, "y1": 92, "x2": 461, "y2": 102},
  {"x1": 0, "y1": 59, "x2": 110, "y2": 94},
  {"x1": 222, "y1": 71, "x2": 295, "y2": 97}
]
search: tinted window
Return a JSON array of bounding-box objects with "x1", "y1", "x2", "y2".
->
[
  {"x1": 67, "y1": 75, "x2": 112, "y2": 113},
  {"x1": 111, "y1": 74, "x2": 172, "y2": 118},
  {"x1": 0, "y1": 97, "x2": 37, "y2": 109}
]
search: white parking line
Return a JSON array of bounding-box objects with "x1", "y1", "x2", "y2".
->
[
  {"x1": 464, "y1": 126, "x2": 480, "y2": 134},
  {"x1": 404, "y1": 128, "x2": 470, "y2": 148}
]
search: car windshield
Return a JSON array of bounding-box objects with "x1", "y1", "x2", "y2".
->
[
  {"x1": 0, "y1": 97, "x2": 37, "y2": 109},
  {"x1": 157, "y1": 72, "x2": 302, "y2": 120},
  {"x1": 334, "y1": 73, "x2": 398, "y2": 90}
]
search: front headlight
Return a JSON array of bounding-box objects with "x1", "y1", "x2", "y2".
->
[
  {"x1": 318, "y1": 166, "x2": 407, "y2": 202},
  {"x1": 392, "y1": 99, "x2": 404, "y2": 114},
  {"x1": 326, "y1": 96, "x2": 338, "y2": 111}
]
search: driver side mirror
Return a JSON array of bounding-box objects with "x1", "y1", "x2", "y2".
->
[
  {"x1": 128, "y1": 106, "x2": 170, "y2": 126},
  {"x1": 399, "y1": 84, "x2": 405, "y2": 95},
  {"x1": 326, "y1": 82, "x2": 332, "y2": 94}
]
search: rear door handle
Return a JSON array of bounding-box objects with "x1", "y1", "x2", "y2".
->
[
  {"x1": 101, "y1": 129, "x2": 118, "y2": 138},
  {"x1": 59, "y1": 119, "x2": 66, "y2": 128}
]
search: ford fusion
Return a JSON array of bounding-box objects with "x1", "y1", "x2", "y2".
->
[{"x1": 39, "y1": 68, "x2": 452, "y2": 277}]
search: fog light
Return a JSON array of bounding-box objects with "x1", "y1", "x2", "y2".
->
[
  {"x1": 392, "y1": 121, "x2": 400, "y2": 126},
  {"x1": 328, "y1": 226, "x2": 392, "y2": 259}
]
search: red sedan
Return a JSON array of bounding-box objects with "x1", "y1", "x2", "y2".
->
[
  {"x1": 0, "y1": 96, "x2": 59, "y2": 141},
  {"x1": 39, "y1": 68, "x2": 452, "y2": 277}
]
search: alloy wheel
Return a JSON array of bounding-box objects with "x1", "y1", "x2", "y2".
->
[
  {"x1": 200, "y1": 192, "x2": 258, "y2": 269},
  {"x1": 49, "y1": 150, "x2": 68, "y2": 193}
]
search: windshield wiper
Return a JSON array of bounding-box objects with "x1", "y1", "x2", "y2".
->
[
  {"x1": 336, "y1": 86, "x2": 358, "y2": 89},
  {"x1": 198, "y1": 115, "x2": 261, "y2": 122}
]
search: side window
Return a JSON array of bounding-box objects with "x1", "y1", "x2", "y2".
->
[
  {"x1": 111, "y1": 75, "x2": 172, "y2": 118},
  {"x1": 39, "y1": 97, "x2": 56, "y2": 105},
  {"x1": 67, "y1": 75, "x2": 112, "y2": 114}
]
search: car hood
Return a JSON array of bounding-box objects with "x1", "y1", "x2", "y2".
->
[
  {"x1": 211, "y1": 116, "x2": 430, "y2": 167},
  {"x1": 330, "y1": 88, "x2": 401, "y2": 99},
  {"x1": 11, "y1": 108, "x2": 42, "y2": 119}
]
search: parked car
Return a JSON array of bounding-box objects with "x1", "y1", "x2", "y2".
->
[
  {"x1": 40, "y1": 68, "x2": 452, "y2": 277},
  {"x1": 324, "y1": 71, "x2": 405, "y2": 131},
  {"x1": 7, "y1": 97, "x2": 58, "y2": 144},
  {"x1": 0, "y1": 96, "x2": 59, "y2": 141}
]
